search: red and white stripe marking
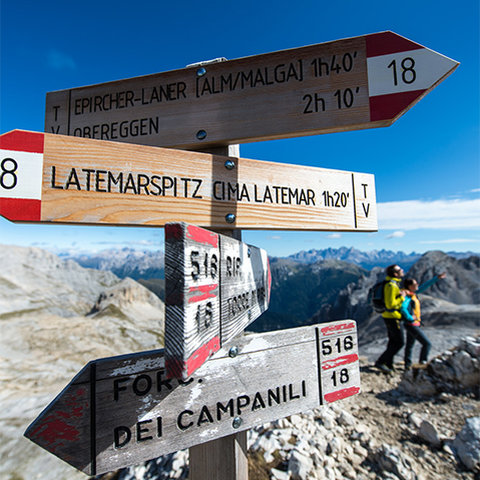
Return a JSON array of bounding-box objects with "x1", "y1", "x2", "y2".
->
[
  {"x1": 318, "y1": 320, "x2": 361, "y2": 404},
  {"x1": 0, "y1": 130, "x2": 44, "y2": 221},
  {"x1": 366, "y1": 32, "x2": 458, "y2": 121}
]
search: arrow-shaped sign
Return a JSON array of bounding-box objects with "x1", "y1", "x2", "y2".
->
[
  {"x1": 164, "y1": 222, "x2": 271, "y2": 379},
  {"x1": 24, "y1": 321, "x2": 360, "y2": 476},
  {"x1": 0, "y1": 130, "x2": 377, "y2": 231},
  {"x1": 45, "y1": 31, "x2": 458, "y2": 149}
]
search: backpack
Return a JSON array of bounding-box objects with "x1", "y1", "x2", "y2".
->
[{"x1": 369, "y1": 280, "x2": 387, "y2": 313}]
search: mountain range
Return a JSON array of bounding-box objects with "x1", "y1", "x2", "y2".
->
[
  {"x1": 286, "y1": 246, "x2": 478, "y2": 270},
  {"x1": 59, "y1": 247, "x2": 165, "y2": 280},
  {"x1": 61, "y1": 246, "x2": 478, "y2": 281},
  {"x1": 58, "y1": 245, "x2": 479, "y2": 338}
]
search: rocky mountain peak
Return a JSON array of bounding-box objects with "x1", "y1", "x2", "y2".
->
[
  {"x1": 90, "y1": 277, "x2": 164, "y2": 313},
  {"x1": 406, "y1": 251, "x2": 480, "y2": 304}
]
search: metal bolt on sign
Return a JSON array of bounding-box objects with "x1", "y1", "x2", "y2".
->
[
  {"x1": 224, "y1": 159, "x2": 235, "y2": 170},
  {"x1": 196, "y1": 130, "x2": 207, "y2": 140},
  {"x1": 232, "y1": 417, "x2": 243, "y2": 429},
  {"x1": 229, "y1": 346, "x2": 239, "y2": 358}
]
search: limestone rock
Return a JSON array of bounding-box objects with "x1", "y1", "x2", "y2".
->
[
  {"x1": 271, "y1": 467, "x2": 290, "y2": 480},
  {"x1": 453, "y1": 416, "x2": 480, "y2": 471},
  {"x1": 288, "y1": 448, "x2": 314, "y2": 479},
  {"x1": 418, "y1": 420, "x2": 442, "y2": 447},
  {"x1": 375, "y1": 444, "x2": 418, "y2": 480},
  {"x1": 400, "y1": 335, "x2": 480, "y2": 396}
]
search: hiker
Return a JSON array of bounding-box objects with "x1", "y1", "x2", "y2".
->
[
  {"x1": 401, "y1": 272, "x2": 447, "y2": 369},
  {"x1": 374, "y1": 264, "x2": 405, "y2": 373}
]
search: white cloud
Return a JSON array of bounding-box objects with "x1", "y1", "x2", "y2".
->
[
  {"x1": 386, "y1": 231, "x2": 405, "y2": 239},
  {"x1": 47, "y1": 50, "x2": 76, "y2": 70},
  {"x1": 378, "y1": 198, "x2": 480, "y2": 230},
  {"x1": 327, "y1": 233, "x2": 342, "y2": 239},
  {"x1": 269, "y1": 235, "x2": 282, "y2": 240}
]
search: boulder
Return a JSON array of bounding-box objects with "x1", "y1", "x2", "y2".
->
[
  {"x1": 375, "y1": 444, "x2": 418, "y2": 480},
  {"x1": 453, "y1": 417, "x2": 480, "y2": 471},
  {"x1": 288, "y1": 448, "x2": 314, "y2": 479},
  {"x1": 418, "y1": 420, "x2": 442, "y2": 448}
]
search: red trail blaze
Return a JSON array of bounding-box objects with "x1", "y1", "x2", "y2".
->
[
  {"x1": 188, "y1": 284, "x2": 218, "y2": 303},
  {"x1": 321, "y1": 322, "x2": 355, "y2": 336},
  {"x1": 187, "y1": 224, "x2": 219, "y2": 247},
  {"x1": 322, "y1": 353, "x2": 359, "y2": 370},
  {"x1": 324, "y1": 386, "x2": 360, "y2": 403}
]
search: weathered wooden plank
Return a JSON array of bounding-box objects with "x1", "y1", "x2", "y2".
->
[
  {"x1": 24, "y1": 321, "x2": 361, "y2": 476},
  {"x1": 44, "y1": 32, "x2": 458, "y2": 149},
  {"x1": 0, "y1": 130, "x2": 377, "y2": 231},
  {"x1": 165, "y1": 223, "x2": 222, "y2": 379},
  {"x1": 220, "y1": 234, "x2": 270, "y2": 344},
  {"x1": 164, "y1": 223, "x2": 270, "y2": 379}
]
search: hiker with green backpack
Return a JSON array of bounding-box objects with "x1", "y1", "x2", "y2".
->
[{"x1": 373, "y1": 264, "x2": 406, "y2": 373}]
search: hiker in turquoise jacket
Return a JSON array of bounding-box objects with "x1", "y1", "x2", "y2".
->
[
  {"x1": 401, "y1": 273, "x2": 446, "y2": 369},
  {"x1": 375, "y1": 264, "x2": 405, "y2": 373}
]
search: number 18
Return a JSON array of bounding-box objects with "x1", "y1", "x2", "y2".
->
[{"x1": 387, "y1": 57, "x2": 416, "y2": 86}]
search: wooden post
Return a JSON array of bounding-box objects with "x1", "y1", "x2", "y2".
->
[
  {"x1": 189, "y1": 142, "x2": 248, "y2": 480},
  {"x1": 189, "y1": 431, "x2": 248, "y2": 480}
]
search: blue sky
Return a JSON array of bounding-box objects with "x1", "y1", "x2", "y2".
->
[{"x1": 1, "y1": 0, "x2": 479, "y2": 257}]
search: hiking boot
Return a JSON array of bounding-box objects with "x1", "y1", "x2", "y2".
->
[
  {"x1": 412, "y1": 362, "x2": 428, "y2": 370},
  {"x1": 375, "y1": 362, "x2": 393, "y2": 374}
]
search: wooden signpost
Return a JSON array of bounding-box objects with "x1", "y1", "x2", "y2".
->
[
  {"x1": 164, "y1": 222, "x2": 271, "y2": 379},
  {"x1": 0, "y1": 130, "x2": 377, "y2": 231},
  {"x1": 15, "y1": 31, "x2": 458, "y2": 479},
  {"x1": 45, "y1": 32, "x2": 458, "y2": 150},
  {"x1": 24, "y1": 321, "x2": 360, "y2": 476}
]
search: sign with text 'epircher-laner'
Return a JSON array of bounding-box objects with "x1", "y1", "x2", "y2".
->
[
  {"x1": 24, "y1": 321, "x2": 360, "y2": 476},
  {"x1": 0, "y1": 130, "x2": 377, "y2": 231},
  {"x1": 45, "y1": 31, "x2": 458, "y2": 149},
  {"x1": 164, "y1": 222, "x2": 271, "y2": 379}
]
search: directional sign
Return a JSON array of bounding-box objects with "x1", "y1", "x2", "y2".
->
[
  {"x1": 0, "y1": 130, "x2": 377, "y2": 230},
  {"x1": 45, "y1": 31, "x2": 458, "y2": 149},
  {"x1": 164, "y1": 222, "x2": 271, "y2": 379},
  {"x1": 24, "y1": 321, "x2": 360, "y2": 476}
]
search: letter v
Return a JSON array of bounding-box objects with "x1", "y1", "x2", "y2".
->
[{"x1": 362, "y1": 203, "x2": 370, "y2": 217}]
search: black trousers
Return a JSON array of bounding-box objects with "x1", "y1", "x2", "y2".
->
[{"x1": 376, "y1": 317, "x2": 404, "y2": 368}]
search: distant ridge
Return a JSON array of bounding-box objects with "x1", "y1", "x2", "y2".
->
[
  {"x1": 60, "y1": 247, "x2": 165, "y2": 280},
  {"x1": 58, "y1": 246, "x2": 478, "y2": 279},
  {"x1": 285, "y1": 247, "x2": 478, "y2": 270}
]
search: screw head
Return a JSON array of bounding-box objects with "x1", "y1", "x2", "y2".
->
[
  {"x1": 229, "y1": 346, "x2": 239, "y2": 358},
  {"x1": 224, "y1": 159, "x2": 235, "y2": 170},
  {"x1": 196, "y1": 67, "x2": 207, "y2": 77},
  {"x1": 196, "y1": 130, "x2": 207, "y2": 140},
  {"x1": 232, "y1": 417, "x2": 243, "y2": 429},
  {"x1": 225, "y1": 213, "x2": 236, "y2": 224}
]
